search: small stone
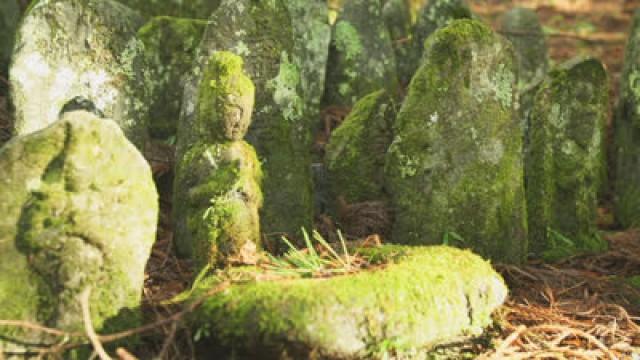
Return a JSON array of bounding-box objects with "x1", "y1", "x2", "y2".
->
[
  {"x1": 137, "y1": 16, "x2": 207, "y2": 140},
  {"x1": 404, "y1": 0, "x2": 472, "y2": 84},
  {"x1": 500, "y1": 7, "x2": 549, "y2": 87},
  {"x1": 526, "y1": 57, "x2": 609, "y2": 259},
  {"x1": 190, "y1": 245, "x2": 507, "y2": 358},
  {"x1": 10, "y1": 0, "x2": 147, "y2": 147},
  {"x1": 615, "y1": 9, "x2": 640, "y2": 228},
  {"x1": 174, "y1": 52, "x2": 262, "y2": 268},
  {"x1": 323, "y1": 0, "x2": 399, "y2": 107},
  {"x1": 182, "y1": 0, "x2": 313, "y2": 239},
  {"x1": 0, "y1": 111, "x2": 158, "y2": 352},
  {"x1": 385, "y1": 20, "x2": 527, "y2": 263},
  {"x1": 326, "y1": 89, "x2": 398, "y2": 205}
]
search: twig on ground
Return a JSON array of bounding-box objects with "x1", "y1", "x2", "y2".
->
[{"x1": 80, "y1": 287, "x2": 111, "y2": 360}]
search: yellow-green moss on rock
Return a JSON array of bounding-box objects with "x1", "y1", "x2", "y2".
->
[
  {"x1": 137, "y1": 16, "x2": 207, "y2": 140},
  {"x1": 182, "y1": 0, "x2": 313, "y2": 240},
  {"x1": 404, "y1": 0, "x2": 472, "y2": 84},
  {"x1": 0, "y1": 111, "x2": 158, "y2": 354},
  {"x1": 10, "y1": 0, "x2": 148, "y2": 148},
  {"x1": 174, "y1": 52, "x2": 261, "y2": 268},
  {"x1": 615, "y1": 9, "x2": 640, "y2": 228},
  {"x1": 385, "y1": 20, "x2": 527, "y2": 263},
  {"x1": 325, "y1": 89, "x2": 398, "y2": 205},
  {"x1": 526, "y1": 57, "x2": 608, "y2": 259},
  {"x1": 323, "y1": 0, "x2": 399, "y2": 107},
  {"x1": 189, "y1": 245, "x2": 507, "y2": 359}
]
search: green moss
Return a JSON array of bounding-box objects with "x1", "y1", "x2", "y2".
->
[
  {"x1": 189, "y1": 245, "x2": 507, "y2": 358},
  {"x1": 0, "y1": 113, "x2": 157, "y2": 350},
  {"x1": 325, "y1": 89, "x2": 398, "y2": 205},
  {"x1": 627, "y1": 275, "x2": 640, "y2": 288},
  {"x1": 385, "y1": 20, "x2": 527, "y2": 263},
  {"x1": 137, "y1": 16, "x2": 207, "y2": 140},
  {"x1": 117, "y1": 0, "x2": 220, "y2": 19},
  {"x1": 526, "y1": 58, "x2": 608, "y2": 257}
]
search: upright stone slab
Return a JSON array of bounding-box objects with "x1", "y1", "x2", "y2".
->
[
  {"x1": 385, "y1": 20, "x2": 527, "y2": 263},
  {"x1": 0, "y1": 0, "x2": 20, "y2": 73},
  {"x1": 384, "y1": 0, "x2": 413, "y2": 85},
  {"x1": 138, "y1": 16, "x2": 207, "y2": 141},
  {"x1": 179, "y1": 0, "x2": 311, "y2": 241},
  {"x1": 122, "y1": 0, "x2": 220, "y2": 19},
  {"x1": 284, "y1": 0, "x2": 331, "y2": 127},
  {"x1": 404, "y1": 0, "x2": 472, "y2": 84},
  {"x1": 0, "y1": 111, "x2": 158, "y2": 352},
  {"x1": 174, "y1": 52, "x2": 262, "y2": 268},
  {"x1": 615, "y1": 10, "x2": 640, "y2": 228},
  {"x1": 326, "y1": 89, "x2": 397, "y2": 205},
  {"x1": 527, "y1": 58, "x2": 608, "y2": 259},
  {"x1": 323, "y1": 0, "x2": 399, "y2": 107},
  {"x1": 501, "y1": 7, "x2": 549, "y2": 87},
  {"x1": 10, "y1": 0, "x2": 147, "y2": 147}
]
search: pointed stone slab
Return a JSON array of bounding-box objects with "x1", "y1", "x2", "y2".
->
[
  {"x1": 385, "y1": 20, "x2": 527, "y2": 263},
  {"x1": 501, "y1": 7, "x2": 549, "y2": 87},
  {"x1": 10, "y1": 0, "x2": 147, "y2": 147},
  {"x1": 0, "y1": 111, "x2": 157, "y2": 353},
  {"x1": 527, "y1": 57, "x2": 608, "y2": 259}
]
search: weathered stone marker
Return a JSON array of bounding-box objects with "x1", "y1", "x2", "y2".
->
[
  {"x1": 615, "y1": 9, "x2": 640, "y2": 228},
  {"x1": 137, "y1": 16, "x2": 207, "y2": 141},
  {"x1": 501, "y1": 7, "x2": 549, "y2": 87},
  {"x1": 10, "y1": 0, "x2": 148, "y2": 147},
  {"x1": 323, "y1": 0, "x2": 398, "y2": 107},
  {"x1": 326, "y1": 89, "x2": 397, "y2": 205},
  {"x1": 404, "y1": 0, "x2": 472, "y2": 84},
  {"x1": 527, "y1": 57, "x2": 608, "y2": 259},
  {"x1": 385, "y1": 20, "x2": 527, "y2": 263},
  {"x1": 0, "y1": 111, "x2": 158, "y2": 352},
  {"x1": 181, "y1": 0, "x2": 313, "y2": 240},
  {"x1": 174, "y1": 52, "x2": 262, "y2": 268}
]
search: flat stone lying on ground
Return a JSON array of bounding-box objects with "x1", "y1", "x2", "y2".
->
[
  {"x1": 385, "y1": 19, "x2": 527, "y2": 264},
  {"x1": 190, "y1": 245, "x2": 507, "y2": 359},
  {"x1": 0, "y1": 111, "x2": 158, "y2": 353},
  {"x1": 10, "y1": 0, "x2": 148, "y2": 147}
]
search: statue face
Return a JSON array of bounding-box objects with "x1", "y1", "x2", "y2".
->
[{"x1": 221, "y1": 92, "x2": 253, "y2": 141}]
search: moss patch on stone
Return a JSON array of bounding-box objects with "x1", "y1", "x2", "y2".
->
[
  {"x1": 189, "y1": 245, "x2": 507, "y2": 359},
  {"x1": 385, "y1": 19, "x2": 527, "y2": 263},
  {"x1": 325, "y1": 89, "x2": 398, "y2": 206},
  {"x1": 526, "y1": 57, "x2": 609, "y2": 258},
  {"x1": 118, "y1": 0, "x2": 220, "y2": 19}
]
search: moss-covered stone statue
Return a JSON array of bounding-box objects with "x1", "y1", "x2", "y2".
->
[
  {"x1": 189, "y1": 245, "x2": 507, "y2": 358},
  {"x1": 181, "y1": 0, "x2": 313, "y2": 241},
  {"x1": 10, "y1": 0, "x2": 148, "y2": 148},
  {"x1": 323, "y1": 0, "x2": 399, "y2": 107},
  {"x1": 500, "y1": 7, "x2": 549, "y2": 88},
  {"x1": 174, "y1": 52, "x2": 262, "y2": 269},
  {"x1": 0, "y1": 0, "x2": 20, "y2": 74},
  {"x1": 385, "y1": 20, "x2": 527, "y2": 263},
  {"x1": 326, "y1": 89, "x2": 398, "y2": 205},
  {"x1": 615, "y1": 9, "x2": 640, "y2": 228},
  {"x1": 404, "y1": 0, "x2": 472, "y2": 84},
  {"x1": 526, "y1": 57, "x2": 608, "y2": 259},
  {"x1": 0, "y1": 111, "x2": 158, "y2": 353},
  {"x1": 118, "y1": 0, "x2": 220, "y2": 19},
  {"x1": 137, "y1": 16, "x2": 207, "y2": 141}
]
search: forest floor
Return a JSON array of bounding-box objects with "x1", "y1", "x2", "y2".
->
[{"x1": 0, "y1": 0, "x2": 639, "y2": 359}]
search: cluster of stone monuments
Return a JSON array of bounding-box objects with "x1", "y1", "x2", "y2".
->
[{"x1": 0, "y1": 0, "x2": 637, "y2": 357}]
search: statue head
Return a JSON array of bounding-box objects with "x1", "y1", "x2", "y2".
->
[{"x1": 198, "y1": 51, "x2": 255, "y2": 141}]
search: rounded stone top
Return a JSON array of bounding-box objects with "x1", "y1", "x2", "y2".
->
[{"x1": 198, "y1": 51, "x2": 255, "y2": 142}]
